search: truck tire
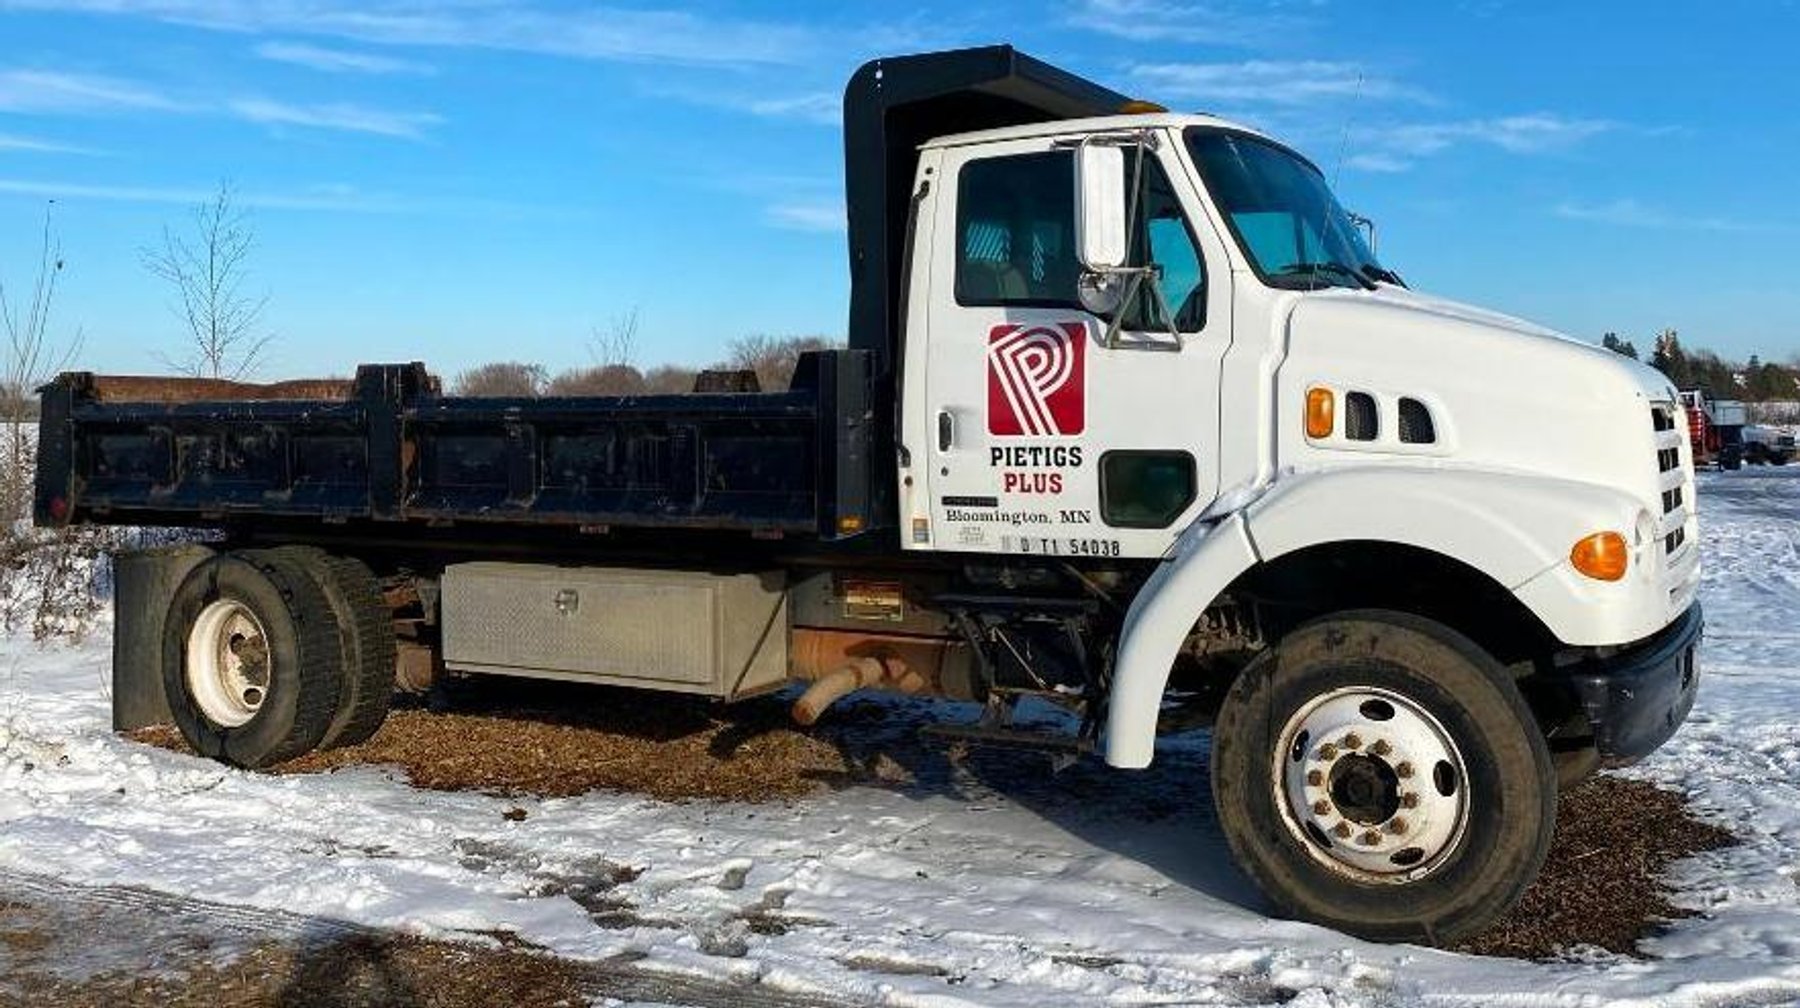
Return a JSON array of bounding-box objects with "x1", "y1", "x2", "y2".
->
[
  {"x1": 162, "y1": 551, "x2": 344, "y2": 769},
  {"x1": 1211, "y1": 610, "x2": 1556, "y2": 945},
  {"x1": 248, "y1": 547, "x2": 396, "y2": 750}
]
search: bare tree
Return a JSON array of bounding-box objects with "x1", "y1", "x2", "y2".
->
[
  {"x1": 590, "y1": 306, "x2": 639, "y2": 370},
  {"x1": 0, "y1": 205, "x2": 81, "y2": 516},
  {"x1": 452, "y1": 361, "x2": 546, "y2": 397},
  {"x1": 546, "y1": 363, "x2": 646, "y2": 396},
  {"x1": 726, "y1": 334, "x2": 837, "y2": 392},
  {"x1": 143, "y1": 183, "x2": 272, "y2": 379},
  {"x1": 541, "y1": 305, "x2": 651, "y2": 396},
  {"x1": 642, "y1": 363, "x2": 699, "y2": 394},
  {"x1": 0, "y1": 204, "x2": 116, "y2": 639}
]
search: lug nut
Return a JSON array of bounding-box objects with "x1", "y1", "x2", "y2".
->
[
  {"x1": 1312, "y1": 799, "x2": 1332, "y2": 816},
  {"x1": 1395, "y1": 761, "x2": 1415, "y2": 779},
  {"x1": 1333, "y1": 822, "x2": 1352, "y2": 839},
  {"x1": 1401, "y1": 792, "x2": 1419, "y2": 809},
  {"x1": 1306, "y1": 769, "x2": 1325, "y2": 787},
  {"x1": 1342, "y1": 733, "x2": 1362, "y2": 750},
  {"x1": 1318, "y1": 743, "x2": 1340, "y2": 761},
  {"x1": 1387, "y1": 817, "x2": 1408, "y2": 835},
  {"x1": 1370, "y1": 739, "x2": 1391, "y2": 757},
  {"x1": 1359, "y1": 830, "x2": 1381, "y2": 846}
]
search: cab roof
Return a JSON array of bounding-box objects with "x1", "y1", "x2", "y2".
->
[{"x1": 919, "y1": 111, "x2": 1273, "y2": 150}]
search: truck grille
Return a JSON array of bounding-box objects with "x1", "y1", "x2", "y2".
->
[{"x1": 1650, "y1": 403, "x2": 1691, "y2": 562}]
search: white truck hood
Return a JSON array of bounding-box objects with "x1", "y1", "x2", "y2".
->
[
  {"x1": 1353, "y1": 284, "x2": 1679, "y2": 403},
  {"x1": 1280, "y1": 284, "x2": 1681, "y2": 512}
]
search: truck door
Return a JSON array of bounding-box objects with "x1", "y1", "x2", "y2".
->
[{"x1": 908, "y1": 134, "x2": 1232, "y2": 560}]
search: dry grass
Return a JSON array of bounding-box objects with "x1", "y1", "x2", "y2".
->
[
  {"x1": 1456, "y1": 776, "x2": 1735, "y2": 959},
  {"x1": 130, "y1": 678, "x2": 911, "y2": 802},
  {"x1": 0, "y1": 887, "x2": 842, "y2": 1008}
]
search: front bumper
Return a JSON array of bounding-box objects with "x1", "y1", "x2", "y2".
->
[{"x1": 1563, "y1": 603, "x2": 1703, "y2": 766}]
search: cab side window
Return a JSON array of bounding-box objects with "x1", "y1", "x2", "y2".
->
[
  {"x1": 1122, "y1": 156, "x2": 1207, "y2": 333},
  {"x1": 955, "y1": 152, "x2": 1080, "y2": 308}
]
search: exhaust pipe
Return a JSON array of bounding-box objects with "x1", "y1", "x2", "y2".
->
[{"x1": 788, "y1": 628, "x2": 973, "y2": 724}]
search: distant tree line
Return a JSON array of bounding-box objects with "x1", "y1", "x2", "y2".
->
[
  {"x1": 451, "y1": 330, "x2": 838, "y2": 398},
  {"x1": 1603, "y1": 328, "x2": 1800, "y2": 405}
]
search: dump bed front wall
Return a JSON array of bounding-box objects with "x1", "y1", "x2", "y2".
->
[{"x1": 36, "y1": 354, "x2": 882, "y2": 540}]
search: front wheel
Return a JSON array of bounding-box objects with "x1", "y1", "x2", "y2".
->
[{"x1": 1211, "y1": 610, "x2": 1555, "y2": 945}]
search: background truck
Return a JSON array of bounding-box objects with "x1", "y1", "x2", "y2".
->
[
  {"x1": 1741, "y1": 424, "x2": 1795, "y2": 466},
  {"x1": 35, "y1": 45, "x2": 1703, "y2": 946},
  {"x1": 1680, "y1": 389, "x2": 1746, "y2": 469}
]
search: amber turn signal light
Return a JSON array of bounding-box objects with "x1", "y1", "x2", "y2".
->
[
  {"x1": 1305, "y1": 387, "x2": 1335, "y2": 439},
  {"x1": 1570, "y1": 531, "x2": 1629, "y2": 581}
]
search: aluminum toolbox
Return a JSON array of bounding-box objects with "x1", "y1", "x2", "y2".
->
[{"x1": 440, "y1": 562, "x2": 789, "y2": 698}]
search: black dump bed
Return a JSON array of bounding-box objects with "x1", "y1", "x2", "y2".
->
[{"x1": 34, "y1": 353, "x2": 877, "y2": 543}]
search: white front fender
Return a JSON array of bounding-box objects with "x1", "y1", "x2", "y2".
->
[
  {"x1": 1102, "y1": 466, "x2": 1655, "y2": 769},
  {"x1": 1104, "y1": 512, "x2": 1258, "y2": 768}
]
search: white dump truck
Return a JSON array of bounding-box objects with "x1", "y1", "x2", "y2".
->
[{"x1": 36, "y1": 45, "x2": 1702, "y2": 944}]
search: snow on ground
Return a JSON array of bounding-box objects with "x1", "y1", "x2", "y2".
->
[{"x1": 3, "y1": 469, "x2": 1800, "y2": 1007}]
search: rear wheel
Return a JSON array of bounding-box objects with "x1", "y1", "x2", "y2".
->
[
  {"x1": 1211, "y1": 610, "x2": 1555, "y2": 945},
  {"x1": 247, "y1": 546, "x2": 397, "y2": 750},
  {"x1": 163, "y1": 551, "x2": 343, "y2": 768}
]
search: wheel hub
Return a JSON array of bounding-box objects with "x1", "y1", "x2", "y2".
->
[
  {"x1": 1275, "y1": 687, "x2": 1469, "y2": 881},
  {"x1": 1328, "y1": 754, "x2": 1400, "y2": 825},
  {"x1": 185, "y1": 599, "x2": 272, "y2": 729}
]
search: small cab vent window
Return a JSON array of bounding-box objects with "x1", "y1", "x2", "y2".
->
[
  {"x1": 1344, "y1": 392, "x2": 1378, "y2": 441},
  {"x1": 1101, "y1": 451, "x2": 1197, "y2": 528},
  {"x1": 1398, "y1": 397, "x2": 1436, "y2": 444}
]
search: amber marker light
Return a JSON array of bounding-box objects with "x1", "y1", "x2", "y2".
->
[
  {"x1": 1570, "y1": 531, "x2": 1629, "y2": 581},
  {"x1": 1305, "y1": 387, "x2": 1335, "y2": 439}
]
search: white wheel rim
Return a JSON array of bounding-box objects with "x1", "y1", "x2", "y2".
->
[
  {"x1": 185, "y1": 599, "x2": 272, "y2": 729},
  {"x1": 1272, "y1": 686, "x2": 1470, "y2": 883}
]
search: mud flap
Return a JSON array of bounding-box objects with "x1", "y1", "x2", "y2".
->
[{"x1": 112, "y1": 544, "x2": 214, "y2": 731}]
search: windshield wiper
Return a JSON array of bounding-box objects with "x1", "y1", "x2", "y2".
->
[
  {"x1": 1275, "y1": 262, "x2": 1376, "y2": 290},
  {"x1": 1360, "y1": 263, "x2": 1406, "y2": 287}
]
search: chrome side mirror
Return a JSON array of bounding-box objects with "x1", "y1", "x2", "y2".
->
[{"x1": 1074, "y1": 144, "x2": 1128, "y2": 271}]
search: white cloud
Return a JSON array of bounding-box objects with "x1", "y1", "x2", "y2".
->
[
  {"x1": 766, "y1": 201, "x2": 844, "y2": 233},
  {"x1": 3, "y1": 0, "x2": 830, "y2": 67},
  {"x1": 254, "y1": 40, "x2": 434, "y2": 76},
  {"x1": 0, "y1": 132, "x2": 100, "y2": 155},
  {"x1": 0, "y1": 69, "x2": 186, "y2": 114},
  {"x1": 1377, "y1": 114, "x2": 1616, "y2": 156},
  {"x1": 745, "y1": 93, "x2": 840, "y2": 126},
  {"x1": 227, "y1": 97, "x2": 442, "y2": 139},
  {"x1": 0, "y1": 177, "x2": 406, "y2": 212},
  {"x1": 1341, "y1": 114, "x2": 1619, "y2": 172},
  {"x1": 1067, "y1": 0, "x2": 1294, "y2": 45},
  {"x1": 1555, "y1": 198, "x2": 1758, "y2": 233},
  {"x1": 0, "y1": 65, "x2": 440, "y2": 140},
  {"x1": 1131, "y1": 60, "x2": 1433, "y2": 107},
  {"x1": 1343, "y1": 152, "x2": 1410, "y2": 173}
]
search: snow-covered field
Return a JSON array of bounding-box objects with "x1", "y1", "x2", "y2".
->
[{"x1": 3, "y1": 469, "x2": 1799, "y2": 1007}]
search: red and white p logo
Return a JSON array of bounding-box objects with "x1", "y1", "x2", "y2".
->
[{"x1": 987, "y1": 322, "x2": 1086, "y2": 436}]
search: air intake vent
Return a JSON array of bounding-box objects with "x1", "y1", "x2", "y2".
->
[
  {"x1": 1398, "y1": 398, "x2": 1436, "y2": 444},
  {"x1": 1344, "y1": 392, "x2": 1378, "y2": 441}
]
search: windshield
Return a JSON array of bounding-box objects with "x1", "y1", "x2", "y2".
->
[{"x1": 1186, "y1": 128, "x2": 1383, "y2": 291}]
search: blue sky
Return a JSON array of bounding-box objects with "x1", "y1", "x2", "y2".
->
[{"x1": 0, "y1": 0, "x2": 1795, "y2": 379}]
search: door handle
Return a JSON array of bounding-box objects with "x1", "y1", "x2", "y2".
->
[{"x1": 937, "y1": 410, "x2": 954, "y2": 451}]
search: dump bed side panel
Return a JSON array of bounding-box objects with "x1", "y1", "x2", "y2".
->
[{"x1": 36, "y1": 351, "x2": 879, "y2": 540}]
